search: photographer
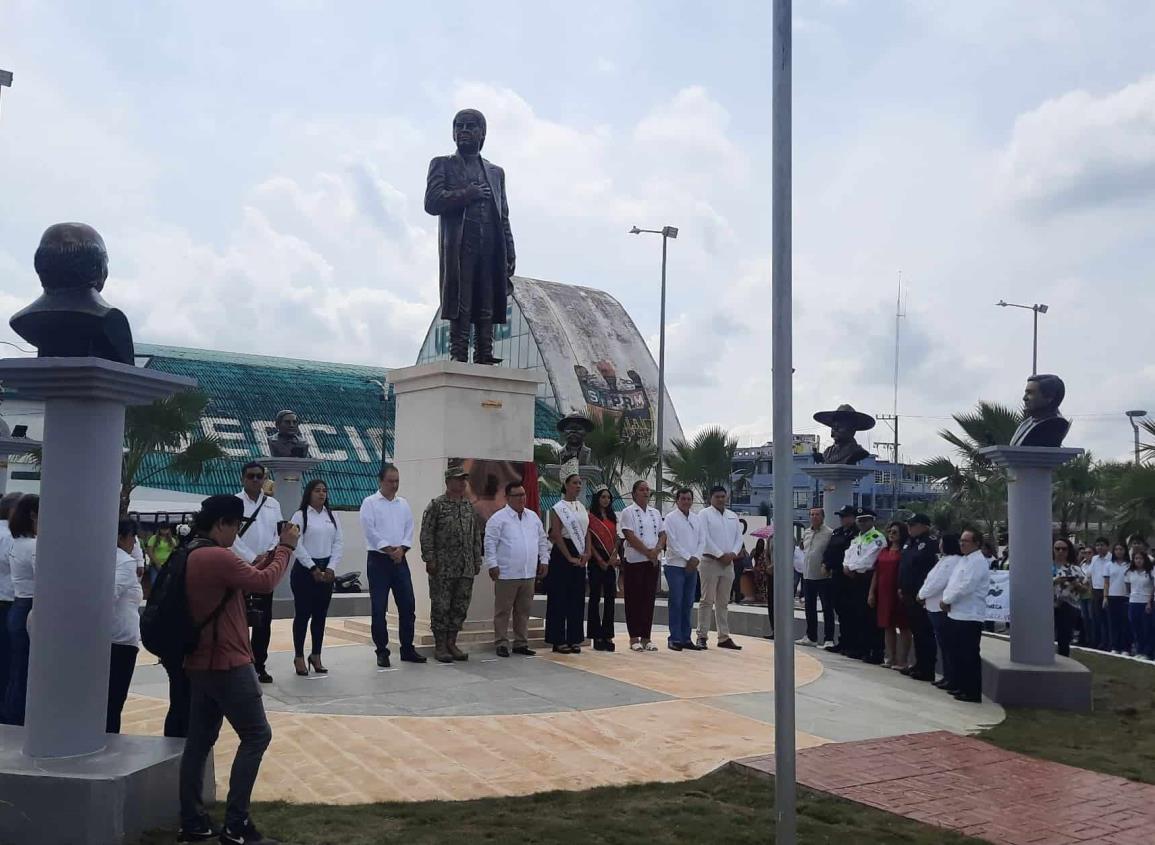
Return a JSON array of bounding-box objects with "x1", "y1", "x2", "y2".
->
[{"x1": 177, "y1": 494, "x2": 298, "y2": 845}]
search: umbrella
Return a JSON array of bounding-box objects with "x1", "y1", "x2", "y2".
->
[{"x1": 750, "y1": 523, "x2": 774, "y2": 539}]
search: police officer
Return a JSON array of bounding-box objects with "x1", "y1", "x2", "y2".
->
[
  {"x1": 822, "y1": 505, "x2": 860, "y2": 655},
  {"x1": 842, "y1": 508, "x2": 886, "y2": 663},
  {"x1": 899, "y1": 513, "x2": 938, "y2": 681},
  {"x1": 420, "y1": 466, "x2": 484, "y2": 663}
]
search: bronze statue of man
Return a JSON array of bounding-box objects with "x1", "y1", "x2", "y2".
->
[
  {"x1": 424, "y1": 109, "x2": 515, "y2": 365},
  {"x1": 268, "y1": 409, "x2": 310, "y2": 458},
  {"x1": 10, "y1": 222, "x2": 134, "y2": 364},
  {"x1": 557, "y1": 414, "x2": 594, "y2": 467},
  {"x1": 812, "y1": 404, "x2": 875, "y2": 465},
  {"x1": 1010, "y1": 374, "x2": 1071, "y2": 447}
]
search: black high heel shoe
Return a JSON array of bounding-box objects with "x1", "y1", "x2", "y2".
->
[
  {"x1": 293, "y1": 657, "x2": 309, "y2": 677},
  {"x1": 308, "y1": 654, "x2": 328, "y2": 674}
]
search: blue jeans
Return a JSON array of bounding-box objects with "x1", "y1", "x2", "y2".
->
[
  {"x1": 1128, "y1": 603, "x2": 1153, "y2": 658},
  {"x1": 928, "y1": 609, "x2": 952, "y2": 686},
  {"x1": 1, "y1": 598, "x2": 31, "y2": 726},
  {"x1": 366, "y1": 551, "x2": 416, "y2": 656},
  {"x1": 664, "y1": 564, "x2": 698, "y2": 645}
]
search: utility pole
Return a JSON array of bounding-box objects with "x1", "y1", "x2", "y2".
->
[
  {"x1": 876, "y1": 414, "x2": 900, "y2": 515},
  {"x1": 891, "y1": 273, "x2": 904, "y2": 513}
]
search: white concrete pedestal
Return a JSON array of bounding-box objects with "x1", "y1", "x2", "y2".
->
[
  {"x1": 263, "y1": 456, "x2": 321, "y2": 599},
  {"x1": 0, "y1": 357, "x2": 195, "y2": 845},
  {"x1": 979, "y1": 445, "x2": 1092, "y2": 712},
  {"x1": 0, "y1": 435, "x2": 40, "y2": 495},
  {"x1": 802, "y1": 464, "x2": 872, "y2": 528},
  {"x1": 389, "y1": 362, "x2": 542, "y2": 629}
]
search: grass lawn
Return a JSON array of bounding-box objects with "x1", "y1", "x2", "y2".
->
[
  {"x1": 135, "y1": 767, "x2": 983, "y2": 845},
  {"x1": 979, "y1": 650, "x2": 1155, "y2": 784}
]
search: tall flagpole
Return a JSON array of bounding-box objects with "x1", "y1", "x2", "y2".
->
[{"x1": 771, "y1": 0, "x2": 797, "y2": 841}]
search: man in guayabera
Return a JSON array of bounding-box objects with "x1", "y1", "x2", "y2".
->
[{"x1": 420, "y1": 466, "x2": 484, "y2": 663}]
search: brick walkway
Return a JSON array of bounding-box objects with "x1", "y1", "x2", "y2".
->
[{"x1": 737, "y1": 732, "x2": 1155, "y2": 845}]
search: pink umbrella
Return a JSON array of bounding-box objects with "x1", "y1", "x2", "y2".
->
[{"x1": 750, "y1": 523, "x2": 774, "y2": 539}]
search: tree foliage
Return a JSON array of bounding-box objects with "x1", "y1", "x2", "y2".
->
[{"x1": 663, "y1": 425, "x2": 740, "y2": 504}]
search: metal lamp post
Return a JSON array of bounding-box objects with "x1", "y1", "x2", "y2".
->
[
  {"x1": 996, "y1": 300, "x2": 1049, "y2": 374},
  {"x1": 1126, "y1": 410, "x2": 1147, "y2": 466},
  {"x1": 629, "y1": 224, "x2": 678, "y2": 507}
]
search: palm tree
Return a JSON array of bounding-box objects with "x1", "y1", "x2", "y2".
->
[
  {"x1": 532, "y1": 442, "x2": 563, "y2": 496},
  {"x1": 121, "y1": 391, "x2": 226, "y2": 513},
  {"x1": 919, "y1": 401, "x2": 1022, "y2": 536},
  {"x1": 1138, "y1": 419, "x2": 1155, "y2": 466},
  {"x1": 1053, "y1": 452, "x2": 1104, "y2": 537},
  {"x1": 663, "y1": 425, "x2": 740, "y2": 504},
  {"x1": 584, "y1": 414, "x2": 657, "y2": 492},
  {"x1": 1103, "y1": 464, "x2": 1155, "y2": 541}
]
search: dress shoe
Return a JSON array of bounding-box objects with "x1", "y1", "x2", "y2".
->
[
  {"x1": 553, "y1": 644, "x2": 573, "y2": 654},
  {"x1": 952, "y1": 691, "x2": 982, "y2": 703},
  {"x1": 763, "y1": 630, "x2": 775, "y2": 640},
  {"x1": 825, "y1": 642, "x2": 845, "y2": 654},
  {"x1": 377, "y1": 653, "x2": 391, "y2": 668},
  {"x1": 256, "y1": 667, "x2": 273, "y2": 684},
  {"x1": 718, "y1": 638, "x2": 742, "y2": 651},
  {"x1": 899, "y1": 666, "x2": 915, "y2": 677},
  {"x1": 932, "y1": 679, "x2": 950, "y2": 689},
  {"x1": 910, "y1": 671, "x2": 936, "y2": 682},
  {"x1": 569, "y1": 644, "x2": 582, "y2": 653},
  {"x1": 604, "y1": 640, "x2": 616, "y2": 652},
  {"x1": 496, "y1": 645, "x2": 511, "y2": 658},
  {"x1": 512, "y1": 646, "x2": 536, "y2": 656},
  {"x1": 400, "y1": 650, "x2": 428, "y2": 664},
  {"x1": 680, "y1": 641, "x2": 703, "y2": 651},
  {"x1": 668, "y1": 641, "x2": 684, "y2": 651},
  {"x1": 863, "y1": 655, "x2": 884, "y2": 665},
  {"x1": 593, "y1": 639, "x2": 607, "y2": 651},
  {"x1": 308, "y1": 654, "x2": 328, "y2": 674},
  {"x1": 293, "y1": 657, "x2": 309, "y2": 677}
]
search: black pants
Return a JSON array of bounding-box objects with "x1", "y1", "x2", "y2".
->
[
  {"x1": 1055, "y1": 603, "x2": 1079, "y2": 657},
  {"x1": 291, "y1": 562, "x2": 334, "y2": 658},
  {"x1": 803, "y1": 578, "x2": 835, "y2": 643},
  {"x1": 366, "y1": 551, "x2": 417, "y2": 656},
  {"x1": 247, "y1": 592, "x2": 273, "y2": 670},
  {"x1": 0, "y1": 601, "x2": 10, "y2": 709},
  {"x1": 587, "y1": 561, "x2": 616, "y2": 641},
  {"x1": 945, "y1": 617, "x2": 983, "y2": 699},
  {"x1": 546, "y1": 542, "x2": 586, "y2": 646},
  {"x1": 161, "y1": 655, "x2": 191, "y2": 738},
  {"x1": 450, "y1": 241, "x2": 499, "y2": 360},
  {"x1": 907, "y1": 599, "x2": 937, "y2": 677},
  {"x1": 107, "y1": 643, "x2": 138, "y2": 734},
  {"x1": 845, "y1": 574, "x2": 881, "y2": 658}
]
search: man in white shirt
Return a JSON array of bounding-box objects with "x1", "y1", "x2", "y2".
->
[
  {"x1": 842, "y1": 508, "x2": 886, "y2": 663},
  {"x1": 663, "y1": 488, "x2": 704, "y2": 651},
  {"x1": 233, "y1": 461, "x2": 284, "y2": 684},
  {"x1": 696, "y1": 486, "x2": 744, "y2": 651},
  {"x1": 1086, "y1": 537, "x2": 1111, "y2": 650},
  {"x1": 108, "y1": 519, "x2": 143, "y2": 734},
  {"x1": 941, "y1": 529, "x2": 991, "y2": 703},
  {"x1": 619, "y1": 480, "x2": 666, "y2": 652},
  {"x1": 485, "y1": 481, "x2": 549, "y2": 658},
  {"x1": 797, "y1": 507, "x2": 834, "y2": 647},
  {"x1": 0, "y1": 491, "x2": 19, "y2": 702},
  {"x1": 359, "y1": 464, "x2": 426, "y2": 667}
]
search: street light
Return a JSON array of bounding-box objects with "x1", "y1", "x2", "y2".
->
[
  {"x1": 996, "y1": 300, "x2": 1049, "y2": 375},
  {"x1": 1126, "y1": 410, "x2": 1147, "y2": 466},
  {"x1": 629, "y1": 224, "x2": 678, "y2": 507}
]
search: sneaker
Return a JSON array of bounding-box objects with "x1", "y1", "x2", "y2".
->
[
  {"x1": 178, "y1": 816, "x2": 217, "y2": 842},
  {"x1": 630, "y1": 642, "x2": 644, "y2": 652},
  {"x1": 642, "y1": 641, "x2": 659, "y2": 652},
  {"x1": 697, "y1": 637, "x2": 709, "y2": 649},
  {"x1": 795, "y1": 637, "x2": 816, "y2": 647},
  {"x1": 219, "y1": 818, "x2": 278, "y2": 844},
  {"x1": 816, "y1": 640, "x2": 828, "y2": 649}
]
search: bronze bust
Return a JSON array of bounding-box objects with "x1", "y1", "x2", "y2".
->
[
  {"x1": 557, "y1": 413, "x2": 594, "y2": 467},
  {"x1": 425, "y1": 109, "x2": 515, "y2": 365},
  {"x1": 10, "y1": 223, "x2": 134, "y2": 364},
  {"x1": 1010, "y1": 374, "x2": 1070, "y2": 447},
  {"x1": 268, "y1": 409, "x2": 310, "y2": 458},
  {"x1": 813, "y1": 404, "x2": 875, "y2": 465}
]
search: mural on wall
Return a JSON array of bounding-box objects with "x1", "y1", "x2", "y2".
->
[{"x1": 573, "y1": 361, "x2": 654, "y2": 443}]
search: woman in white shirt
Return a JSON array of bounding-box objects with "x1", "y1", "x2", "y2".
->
[
  {"x1": 289, "y1": 480, "x2": 343, "y2": 676},
  {"x1": 1, "y1": 494, "x2": 37, "y2": 726},
  {"x1": 1102, "y1": 543, "x2": 1132, "y2": 654},
  {"x1": 1123, "y1": 550, "x2": 1154, "y2": 660},
  {"x1": 918, "y1": 533, "x2": 961, "y2": 692},
  {"x1": 0, "y1": 492, "x2": 20, "y2": 710},
  {"x1": 941, "y1": 528, "x2": 991, "y2": 704},
  {"x1": 546, "y1": 474, "x2": 591, "y2": 654},
  {"x1": 108, "y1": 519, "x2": 143, "y2": 734}
]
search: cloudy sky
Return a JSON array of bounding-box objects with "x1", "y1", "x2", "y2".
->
[{"x1": 2, "y1": 1, "x2": 1154, "y2": 464}]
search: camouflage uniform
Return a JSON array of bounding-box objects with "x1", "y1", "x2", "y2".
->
[{"x1": 420, "y1": 494, "x2": 484, "y2": 638}]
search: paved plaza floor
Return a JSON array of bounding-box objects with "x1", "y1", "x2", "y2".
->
[{"x1": 123, "y1": 620, "x2": 1004, "y2": 804}]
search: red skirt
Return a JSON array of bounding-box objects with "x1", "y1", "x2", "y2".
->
[{"x1": 875, "y1": 548, "x2": 908, "y2": 629}]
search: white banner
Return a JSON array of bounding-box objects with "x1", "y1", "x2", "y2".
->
[{"x1": 985, "y1": 570, "x2": 1010, "y2": 623}]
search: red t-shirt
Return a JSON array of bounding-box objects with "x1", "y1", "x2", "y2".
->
[{"x1": 184, "y1": 543, "x2": 292, "y2": 671}]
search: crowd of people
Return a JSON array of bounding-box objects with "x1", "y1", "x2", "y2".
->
[
  {"x1": 1066, "y1": 536, "x2": 1154, "y2": 659},
  {"x1": 793, "y1": 505, "x2": 992, "y2": 704}
]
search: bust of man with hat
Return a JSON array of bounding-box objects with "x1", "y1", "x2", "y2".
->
[
  {"x1": 557, "y1": 413, "x2": 594, "y2": 469},
  {"x1": 813, "y1": 404, "x2": 875, "y2": 465}
]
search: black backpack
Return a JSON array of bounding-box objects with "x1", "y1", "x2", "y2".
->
[{"x1": 141, "y1": 537, "x2": 234, "y2": 660}]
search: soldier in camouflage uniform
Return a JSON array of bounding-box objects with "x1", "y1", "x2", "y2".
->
[{"x1": 420, "y1": 465, "x2": 484, "y2": 662}]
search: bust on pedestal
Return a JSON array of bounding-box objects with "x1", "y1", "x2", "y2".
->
[
  {"x1": 979, "y1": 374, "x2": 1090, "y2": 713},
  {"x1": 803, "y1": 404, "x2": 875, "y2": 527}
]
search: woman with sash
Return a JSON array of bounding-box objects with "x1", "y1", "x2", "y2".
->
[
  {"x1": 546, "y1": 474, "x2": 591, "y2": 653},
  {"x1": 587, "y1": 485, "x2": 620, "y2": 652}
]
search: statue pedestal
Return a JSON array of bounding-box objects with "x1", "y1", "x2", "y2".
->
[
  {"x1": 389, "y1": 362, "x2": 542, "y2": 635},
  {"x1": 978, "y1": 445, "x2": 1091, "y2": 712},
  {"x1": 801, "y1": 464, "x2": 872, "y2": 528},
  {"x1": 0, "y1": 357, "x2": 200, "y2": 844},
  {"x1": 0, "y1": 435, "x2": 40, "y2": 495},
  {"x1": 263, "y1": 456, "x2": 322, "y2": 599}
]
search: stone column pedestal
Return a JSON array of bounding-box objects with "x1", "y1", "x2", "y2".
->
[
  {"x1": 0, "y1": 357, "x2": 197, "y2": 845},
  {"x1": 389, "y1": 362, "x2": 542, "y2": 635},
  {"x1": 978, "y1": 445, "x2": 1091, "y2": 712},
  {"x1": 0, "y1": 435, "x2": 40, "y2": 495},
  {"x1": 263, "y1": 456, "x2": 321, "y2": 599},
  {"x1": 801, "y1": 464, "x2": 872, "y2": 528}
]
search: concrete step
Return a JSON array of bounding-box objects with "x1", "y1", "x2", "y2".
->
[{"x1": 326, "y1": 617, "x2": 552, "y2": 653}]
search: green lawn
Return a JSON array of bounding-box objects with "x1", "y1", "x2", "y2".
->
[
  {"x1": 979, "y1": 650, "x2": 1155, "y2": 783},
  {"x1": 136, "y1": 768, "x2": 982, "y2": 845}
]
